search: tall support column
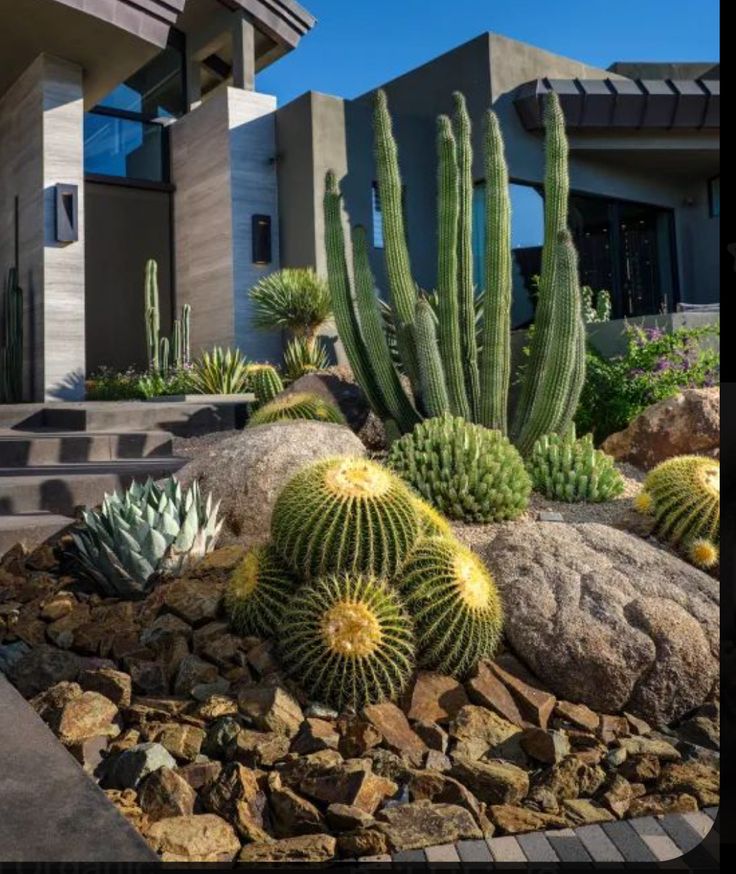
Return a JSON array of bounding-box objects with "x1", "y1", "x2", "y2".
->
[{"x1": 232, "y1": 17, "x2": 256, "y2": 91}]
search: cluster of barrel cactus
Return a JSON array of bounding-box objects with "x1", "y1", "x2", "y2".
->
[
  {"x1": 247, "y1": 391, "x2": 345, "y2": 428},
  {"x1": 635, "y1": 455, "x2": 720, "y2": 568},
  {"x1": 323, "y1": 89, "x2": 585, "y2": 456},
  {"x1": 387, "y1": 414, "x2": 531, "y2": 523},
  {"x1": 69, "y1": 477, "x2": 222, "y2": 598},
  {"x1": 528, "y1": 425, "x2": 625, "y2": 503},
  {"x1": 225, "y1": 455, "x2": 504, "y2": 709}
]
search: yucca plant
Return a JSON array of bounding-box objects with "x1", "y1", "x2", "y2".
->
[
  {"x1": 283, "y1": 335, "x2": 330, "y2": 380},
  {"x1": 190, "y1": 346, "x2": 249, "y2": 394},
  {"x1": 249, "y1": 268, "x2": 332, "y2": 341},
  {"x1": 277, "y1": 572, "x2": 416, "y2": 711},
  {"x1": 247, "y1": 391, "x2": 346, "y2": 427},
  {"x1": 68, "y1": 477, "x2": 222, "y2": 599}
]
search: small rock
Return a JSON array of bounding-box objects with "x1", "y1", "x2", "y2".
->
[
  {"x1": 628, "y1": 793, "x2": 699, "y2": 817},
  {"x1": 617, "y1": 736, "x2": 681, "y2": 762},
  {"x1": 31, "y1": 684, "x2": 118, "y2": 746},
  {"x1": 268, "y1": 772, "x2": 326, "y2": 837},
  {"x1": 598, "y1": 714, "x2": 630, "y2": 744},
  {"x1": 606, "y1": 747, "x2": 628, "y2": 768},
  {"x1": 619, "y1": 754, "x2": 661, "y2": 783},
  {"x1": 177, "y1": 760, "x2": 223, "y2": 791},
  {"x1": 656, "y1": 761, "x2": 719, "y2": 806},
  {"x1": 450, "y1": 757, "x2": 529, "y2": 805},
  {"x1": 78, "y1": 668, "x2": 132, "y2": 708},
  {"x1": 336, "y1": 829, "x2": 387, "y2": 858},
  {"x1": 402, "y1": 671, "x2": 469, "y2": 724},
  {"x1": 424, "y1": 750, "x2": 452, "y2": 771},
  {"x1": 538, "y1": 511, "x2": 564, "y2": 522},
  {"x1": 173, "y1": 654, "x2": 219, "y2": 696},
  {"x1": 202, "y1": 716, "x2": 241, "y2": 759},
  {"x1": 376, "y1": 800, "x2": 482, "y2": 851},
  {"x1": 147, "y1": 813, "x2": 240, "y2": 862},
  {"x1": 192, "y1": 690, "x2": 236, "y2": 716},
  {"x1": 0, "y1": 640, "x2": 31, "y2": 674},
  {"x1": 520, "y1": 728, "x2": 571, "y2": 764},
  {"x1": 128, "y1": 660, "x2": 168, "y2": 697},
  {"x1": 489, "y1": 804, "x2": 566, "y2": 835},
  {"x1": 563, "y1": 798, "x2": 616, "y2": 825},
  {"x1": 413, "y1": 720, "x2": 448, "y2": 753},
  {"x1": 162, "y1": 579, "x2": 223, "y2": 627},
  {"x1": 39, "y1": 592, "x2": 75, "y2": 621},
  {"x1": 295, "y1": 759, "x2": 398, "y2": 815},
  {"x1": 305, "y1": 702, "x2": 339, "y2": 720},
  {"x1": 624, "y1": 711, "x2": 651, "y2": 736},
  {"x1": 152, "y1": 723, "x2": 206, "y2": 762},
  {"x1": 138, "y1": 766, "x2": 196, "y2": 820},
  {"x1": 554, "y1": 701, "x2": 600, "y2": 733},
  {"x1": 489, "y1": 656, "x2": 556, "y2": 729},
  {"x1": 326, "y1": 803, "x2": 375, "y2": 831},
  {"x1": 238, "y1": 834, "x2": 336, "y2": 863},
  {"x1": 600, "y1": 773, "x2": 636, "y2": 818},
  {"x1": 291, "y1": 718, "x2": 340, "y2": 754},
  {"x1": 363, "y1": 702, "x2": 427, "y2": 766},
  {"x1": 108, "y1": 728, "x2": 141, "y2": 754},
  {"x1": 203, "y1": 762, "x2": 269, "y2": 842},
  {"x1": 67, "y1": 735, "x2": 109, "y2": 774},
  {"x1": 234, "y1": 728, "x2": 291, "y2": 767},
  {"x1": 407, "y1": 769, "x2": 491, "y2": 832},
  {"x1": 238, "y1": 685, "x2": 304, "y2": 737},
  {"x1": 246, "y1": 639, "x2": 279, "y2": 675},
  {"x1": 337, "y1": 715, "x2": 383, "y2": 758},
  {"x1": 450, "y1": 705, "x2": 521, "y2": 761},
  {"x1": 530, "y1": 756, "x2": 606, "y2": 801},
  {"x1": 8, "y1": 644, "x2": 81, "y2": 697},
  {"x1": 109, "y1": 742, "x2": 177, "y2": 789},
  {"x1": 466, "y1": 660, "x2": 526, "y2": 726}
]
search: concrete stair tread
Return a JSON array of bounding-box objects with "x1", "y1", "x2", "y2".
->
[
  {"x1": 0, "y1": 458, "x2": 186, "y2": 477},
  {"x1": 0, "y1": 428, "x2": 173, "y2": 438}
]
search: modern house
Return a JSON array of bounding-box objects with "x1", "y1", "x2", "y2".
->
[{"x1": 0, "y1": 1, "x2": 719, "y2": 401}]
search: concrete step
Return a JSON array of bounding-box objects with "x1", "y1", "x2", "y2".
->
[
  {"x1": 0, "y1": 457, "x2": 187, "y2": 515},
  {"x1": 0, "y1": 430, "x2": 173, "y2": 467},
  {"x1": 0, "y1": 512, "x2": 75, "y2": 556}
]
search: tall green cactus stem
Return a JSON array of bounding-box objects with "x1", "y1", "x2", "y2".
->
[
  {"x1": 513, "y1": 93, "x2": 570, "y2": 440},
  {"x1": 172, "y1": 319, "x2": 182, "y2": 370},
  {"x1": 452, "y1": 92, "x2": 481, "y2": 420},
  {"x1": 479, "y1": 110, "x2": 512, "y2": 433},
  {"x1": 323, "y1": 170, "x2": 390, "y2": 420},
  {"x1": 351, "y1": 225, "x2": 419, "y2": 431},
  {"x1": 515, "y1": 230, "x2": 585, "y2": 456},
  {"x1": 436, "y1": 115, "x2": 470, "y2": 419},
  {"x1": 414, "y1": 298, "x2": 450, "y2": 417},
  {"x1": 144, "y1": 258, "x2": 160, "y2": 373},
  {"x1": 159, "y1": 336, "x2": 170, "y2": 376},
  {"x1": 373, "y1": 90, "x2": 420, "y2": 391},
  {"x1": 1, "y1": 266, "x2": 23, "y2": 403},
  {"x1": 182, "y1": 303, "x2": 191, "y2": 366}
]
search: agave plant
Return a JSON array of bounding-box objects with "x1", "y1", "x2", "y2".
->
[
  {"x1": 283, "y1": 335, "x2": 330, "y2": 380},
  {"x1": 69, "y1": 477, "x2": 223, "y2": 598},
  {"x1": 190, "y1": 346, "x2": 249, "y2": 394}
]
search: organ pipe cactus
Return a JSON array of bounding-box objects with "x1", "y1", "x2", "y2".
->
[
  {"x1": 144, "y1": 259, "x2": 192, "y2": 374},
  {"x1": 1, "y1": 266, "x2": 23, "y2": 403},
  {"x1": 322, "y1": 89, "x2": 584, "y2": 455},
  {"x1": 145, "y1": 258, "x2": 160, "y2": 373},
  {"x1": 247, "y1": 391, "x2": 346, "y2": 427},
  {"x1": 271, "y1": 456, "x2": 421, "y2": 578},
  {"x1": 68, "y1": 477, "x2": 222, "y2": 599},
  {"x1": 225, "y1": 544, "x2": 299, "y2": 637}
]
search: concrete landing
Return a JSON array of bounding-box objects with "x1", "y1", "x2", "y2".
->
[
  {"x1": 0, "y1": 675, "x2": 157, "y2": 861},
  {"x1": 0, "y1": 513, "x2": 75, "y2": 556}
]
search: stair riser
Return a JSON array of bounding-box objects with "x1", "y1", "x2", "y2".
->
[
  {"x1": 42, "y1": 406, "x2": 245, "y2": 435},
  {"x1": 0, "y1": 433, "x2": 173, "y2": 467}
]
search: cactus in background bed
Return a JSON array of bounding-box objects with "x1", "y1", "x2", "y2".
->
[
  {"x1": 247, "y1": 391, "x2": 345, "y2": 427},
  {"x1": 145, "y1": 258, "x2": 160, "y2": 373},
  {"x1": 1, "y1": 266, "x2": 23, "y2": 403},
  {"x1": 250, "y1": 364, "x2": 284, "y2": 405},
  {"x1": 182, "y1": 303, "x2": 191, "y2": 365},
  {"x1": 414, "y1": 298, "x2": 450, "y2": 417}
]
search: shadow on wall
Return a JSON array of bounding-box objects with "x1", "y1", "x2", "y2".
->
[{"x1": 47, "y1": 369, "x2": 86, "y2": 401}]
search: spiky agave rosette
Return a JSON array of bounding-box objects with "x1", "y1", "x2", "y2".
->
[
  {"x1": 225, "y1": 544, "x2": 299, "y2": 637},
  {"x1": 277, "y1": 573, "x2": 415, "y2": 710},
  {"x1": 400, "y1": 537, "x2": 503, "y2": 677},
  {"x1": 271, "y1": 456, "x2": 421, "y2": 578},
  {"x1": 70, "y1": 477, "x2": 222, "y2": 598},
  {"x1": 247, "y1": 391, "x2": 346, "y2": 427}
]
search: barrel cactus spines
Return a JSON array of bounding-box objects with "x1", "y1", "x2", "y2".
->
[
  {"x1": 144, "y1": 258, "x2": 160, "y2": 373},
  {"x1": 409, "y1": 493, "x2": 455, "y2": 540},
  {"x1": 636, "y1": 455, "x2": 720, "y2": 557},
  {"x1": 479, "y1": 110, "x2": 512, "y2": 433},
  {"x1": 225, "y1": 544, "x2": 299, "y2": 637},
  {"x1": 387, "y1": 414, "x2": 531, "y2": 524},
  {"x1": 400, "y1": 537, "x2": 503, "y2": 678},
  {"x1": 250, "y1": 364, "x2": 284, "y2": 405},
  {"x1": 414, "y1": 298, "x2": 450, "y2": 417},
  {"x1": 271, "y1": 456, "x2": 421, "y2": 579},
  {"x1": 528, "y1": 425, "x2": 625, "y2": 503},
  {"x1": 1, "y1": 266, "x2": 23, "y2": 403},
  {"x1": 68, "y1": 477, "x2": 222, "y2": 599},
  {"x1": 247, "y1": 391, "x2": 345, "y2": 428},
  {"x1": 277, "y1": 572, "x2": 416, "y2": 711},
  {"x1": 436, "y1": 114, "x2": 470, "y2": 419}
]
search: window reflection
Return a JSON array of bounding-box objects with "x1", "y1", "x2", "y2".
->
[{"x1": 84, "y1": 115, "x2": 165, "y2": 182}]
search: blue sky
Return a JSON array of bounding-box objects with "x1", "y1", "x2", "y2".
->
[{"x1": 257, "y1": 0, "x2": 720, "y2": 105}]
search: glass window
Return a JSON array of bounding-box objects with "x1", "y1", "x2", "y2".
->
[
  {"x1": 97, "y1": 44, "x2": 185, "y2": 119},
  {"x1": 84, "y1": 114, "x2": 165, "y2": 182},
  {"x1": 708, "y1": 176, "x2": 720, "y2": 217}
]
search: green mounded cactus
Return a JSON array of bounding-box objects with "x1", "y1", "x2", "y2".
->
[
  {"x1": 387, "y1": 414, "x2": 531, "y2": 523},
  {"x1": 247, "y1": 391, "x2": 345, "y2": 427},
  {"x1": 69, "y1": 477, "x2": 222, "y2": 599},
  {"x1": 528, "y1": 425, "x2": 625, "y2": 503},
  {"x1": 225, "y1": 544, "x2": 299, "y2": 637},
  {"x1": 249, "y1": 364, "x2": 284, "y2": 405},
  {"x1": 271, "y1": 456, "x2": 421, "y2": 578},
  {"x1": 400, "y1": 537, "x2": 503, "y2": 677},
  {"x1": 636, "y1": 455, "x2": 720, "y2": 560},
  {"x1": 277, "y1": 572, "x2": 416, "y2": 711}
]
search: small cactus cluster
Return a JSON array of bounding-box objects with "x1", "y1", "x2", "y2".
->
[
  {"x1": 225, "y1": 456, "x2": 504, "y2": 710},
  {"x1": 635, "y1": 455, "x2": 720, "y2": 568},
  {"x1": 528, "y1": 425, "x2": 625, "y2": 503},
  {"x1": 247, "y1": 391, "x2": 346, "y2": 428},
  {"x1": 387, "y1": 414, "x2": 531, "y2": 523}
]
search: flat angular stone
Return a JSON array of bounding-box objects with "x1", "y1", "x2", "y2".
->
[
  {"x1": 173, "y1": 654, "x2": 219, "y2": 696},
  {"x1": 234, "y1": 728, "x2": 291, "y2": 767},
  {"x1": 78, "y1": 668, "x2": 132, "y2": 708},
  {"x1": 619, "y1": 753, "x2": 661, "y2": 783},
  {"x1": 489, "y1": 657, "x2": 556, "y2": 729},
  {"x1": 628, "y1": 792, "x2": 699, "y2": 817},
  {"x1": 203, "y1": 762, "x2": 269, "y2": 842},
  {"x1": 138, "y1": 766, "x2": 196, "y2": 820},
  {"x1": 67, "y1": 734, "x2": 109, "y2": 774},
  {"x1": 238, "y1": 834, "x2": 336, "y2": 862},
  {"x1": 9, "y1": 644, "x2": 81, "y2": 697},
  {"x1": 402, "y1": 671, "x2": 469, "y2": 724},
  {"x1": 291, "y1": 717, "x2": 340, "y2": 754},
  {"x1": 128, "y1": 660, "x2": 168, "y2": 697},
  {"x1": 152, "y1": 722, "x2": 206, "y2": 762},
  {"x1": 296, "y1": 760, "x2": 397, "y2": 814},
  {"x1": 32, "y1": 685, "x2": 118, "y2": 746},
  {"x1": 424, "y1": 750, "x2": 452, "y2": 771},
  {"x1": 554, "y1": 700, "x2": 599, "y2": 732},
  {"x1": 109, "y1": 742, "x2": 177, "y2": 789},
  {"x1": 530, "y1": 755, "x2": 606, "y2": 800},
  {"x1": 376, "y1": 800, "x2": 482, "y2": 851},
  {"x1": 466, "y1": 661, "x2": 526, "y2": 726},
  {"x1": 363, "y1": 702, "x2": 427, "y2": 766},
  {"x1": 489, "y1": 804, "x2": 566, "y2": 835},
  {"x1": 336, "y1": 829, "x2": 387, "y2": 858},
  {"x1": 413, "y1": 720, "x2": 448, "y2": 752},
  {"x1": 162, "y1": 579, "x2": 223, "y2": 626},
  {"x1": 598, "y1": 714, "x2": 630, "y2": 744},
  {"x1": 618, "y1": 736, "x2": 681, "y2": 761},
  {"x1": 238, "y1": 685, "x2": 303, "y2": 737},
  {"x1": 450, "y1": 704, "x2": 521, "y2": 761},
  {"x1": 147, "y1": 813, "x2": 240, "y2": 862},
  {"x1": 268, "y1": 772, "x2": 326, "y2": 837},
  {"x1": 655, "y1": 761, "x2": 719, "y2": 806},
  {"x1": 520, "y1": 727, "x2": 570, "y2": 764},
  {"x1": 337, "y1": 715, "x2": 382, "y2": 757},
  {"x1": 563, "y1": 798, "x2": 616, "y2": 825},
  {"x1": 327, "y1": 803, "x2": 375, "y2": 831},
  {"x1": 450, "y1": 756, "x2": 529, "y2": 805},
  {"x1": 407, "y1": 769, "x2": 492, "y2": 833},
  {"x1": 178, "y1": 759, "x2": 222, "y2": 791},
  {"x1": 600, "y1": 773, "x2": 636, "y2": 817}
]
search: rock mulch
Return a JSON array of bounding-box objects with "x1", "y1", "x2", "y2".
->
[{"x1": 0, "y1": 541, "x2": 719, "y2": 863}]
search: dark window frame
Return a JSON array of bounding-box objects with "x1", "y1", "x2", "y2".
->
[{"x1": 708, "y1": 175, "x2": 720, "y2": 218}]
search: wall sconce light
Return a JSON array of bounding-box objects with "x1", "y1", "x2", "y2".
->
[
  {"x1": 55, "y1": 183, "x2": 78, "y2": 242},
  {"x1": 252, "y1": 214, "x2": 272, "y2": 265}
]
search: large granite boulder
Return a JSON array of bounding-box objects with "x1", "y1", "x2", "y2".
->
[
  {"x1": 601, "y1": 388, "x2": 719, "y2": 470},
  {"x1": 464, "y1": 522, "x2": 719, "y2": 726},
  {"x1": 178, "y1": 421, "x2": 366, "y2": 544}
]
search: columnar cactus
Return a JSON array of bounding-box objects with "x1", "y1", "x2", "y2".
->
[
  {"x1": 414, "y1": 298, "x2": 450, "y2": 417},
  {"x1": 1, "y1": 266, "x2": 23, "y2": 403},
  {"x1": 250, "y1": 364, "x2": 284, "y2": 405},
  {"x1": 400, "y1": 537, "x2": 503, "y2": 677},
  {"x1": 182, "y1": 303, "x2": 191, "y2": 365},
  {"x1": 225, "y1": 544, "x2": 299, "y2": 637},
  {"x1": 271, "y1": 456, "x2": 421, "y2": 578},
  {"x1": 528, "y1": 425, "x2": 625, "y2": 503},
  {"x1": 247, "y1": 392, "x2": 345, "y2": 427},
  {"x1": 387, "y1": 414, "x2": 531, "y2": 523},
  {"x1": 277, "y1": 572, "x2": 416, "y2": 711},
  {"x1": 144, "y1": 258, "x2": 160, "y2": 373}
]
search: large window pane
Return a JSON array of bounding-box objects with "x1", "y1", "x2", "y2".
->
[
  {"x1": 84, "y1": 114, "x2": 165, "y2": 182},
  {"x1": 97, "y1": 45, "x2": 185, "y2": 118}
]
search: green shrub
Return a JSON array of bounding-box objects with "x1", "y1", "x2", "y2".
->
[
  {"x1": 247, "y1": 391, "x2": 345, "y2": 427},
  {"x1": 528, "y1": 424, "x2": 625, "y2": 503},
  {"x1": 387, "y1": 414, "x2": 531, "y2": 523},
  {"x1": 271, "y1": 456, "x2": 420, "y2": 578},
  {"x1": 277, "y1": 572, "x2": 415, "y2": 711},
  {"x1": 400, "y1": 537, "x2": 503, "y2": 677},
  {"x1": 190, "y1": 346, "x2": 250, "y2": 395},
  {"x1": 86, "y1": 367, "x2": 144, "y2": 400},
  {"x1": 225, "y1": 544, "x2": 299, "y2": 637},
  {"x1": 137, "y1": 367, "x2": 198, "y2": 398},
  {"x1": 68, "y1": 477, "x2": 222, "y2": 598}
]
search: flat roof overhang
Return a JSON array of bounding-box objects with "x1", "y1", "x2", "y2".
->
[{"x1": 514, "y1": 77, "x2": 720, "y2": 132}]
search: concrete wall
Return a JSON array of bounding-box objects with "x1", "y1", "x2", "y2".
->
[
  {"x1": 170, "y1": 85, "x2": 282, "y2": 363},
  {"x1": 0, "y1": 54, "x2": 85, "y2": 400}
]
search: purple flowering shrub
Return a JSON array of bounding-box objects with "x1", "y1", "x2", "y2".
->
[{"x1": 576, "y1": 321, "x2": 720, "y2": 443}]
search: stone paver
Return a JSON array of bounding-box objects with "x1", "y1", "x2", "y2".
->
[
  {"x1": 704, "y1": 806, "x2": 719, "y2": 821},
  {"x1": 456, "y1": 839, "x2": 492, "y2": 863},
  {"x1": 681, "y1": 810, "x2": 717, "y2": 839},
  {"x1": 358, "y1": 854, "x2": 391, "y2": 862},
  {"x1": 487, "y1": 835, "x2": 526, "y2": 862},
  {"x1": 601, "y1": 820, "x2": 657, "y2": 862},
  {"x1": 391, "y1": 849, "x2": 425, "y2": 863},
  {"x1": 424, "y1": 843, "x2": 460, "y2": 862},
  {"x1": 544, "y1": 828, "x2": 592, "y2": 863},
  {"x1": 516, "y1": 831, "x2": 559, "y2": 862},
  {"x1": 659, "y1": 813, "x2": 710, "y2": 854},
  {"x1": 628, "y1": 816, "x2": 687, "y2": 864},
  {"x1": 575, "y1": 823, "x2": 625, "y2": 862}
]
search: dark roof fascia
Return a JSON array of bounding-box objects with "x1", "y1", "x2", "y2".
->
[
  {"x1": 217, "y1": 0, "x2": 315, "y2": 49},
  {"x1": 55, "y1": 0, "x2": 186, "y2": 47},
  {"x1": 514, "y1": 77, "x2": 719, "y2": 131}
]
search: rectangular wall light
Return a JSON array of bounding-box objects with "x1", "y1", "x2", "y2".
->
[
  {"x1": 55, "y1": 183, "x2": 79, "y2": 242},
  {"x1": 252, "y1": 214, "x2": 272, "y2": 265}
]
